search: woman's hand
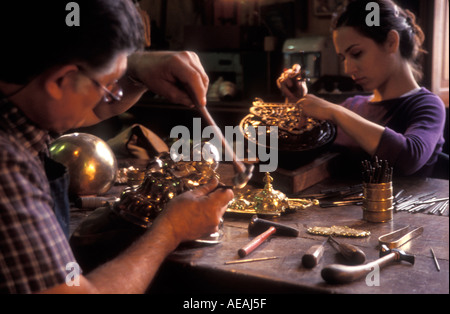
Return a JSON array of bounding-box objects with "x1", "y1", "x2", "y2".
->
[
  {"x1": 297, "y1": 94, "x2": 337, "y2": 122},
  {"x1": 298, "y1": 94, "x2": 384, "y2": 156},
  {"x1": 276, "y1": 64, "x2": 308, "y2": 102}
]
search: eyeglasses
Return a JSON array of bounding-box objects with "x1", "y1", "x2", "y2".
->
[{"x1": 78, "y1": 67, "x2": 123, "y2": 103}]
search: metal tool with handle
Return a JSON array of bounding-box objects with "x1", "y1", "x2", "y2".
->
[
  {"x1": 321, "y1": 245, "x2": 415, "y2": 284},
  {"x1": 238, "y1": 215, "x2": 299, "y2": 258},
  {"x1": 302, "y1": 239, "x2": 328, "y2": 268},
  {"x1": 238, "y1": 226, "x2": 277, "y2": 258},
  {"x1": 191, "y1": 94, "x2": 254, "y2": 189},
  {"x1": 378, "y1": 226, "x2": 423, "y2": 249},
  {"x1": 328, "y1": 236, "x2": 366, "y2": 265}
]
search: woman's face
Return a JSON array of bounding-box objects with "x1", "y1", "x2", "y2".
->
[{"x1": 333, "y1": 26, "x2": 395, "y2": 92}]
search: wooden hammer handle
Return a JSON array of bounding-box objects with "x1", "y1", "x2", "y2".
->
[{"x1": 238, "y1": 226, "x2": 276, "y2": 258}]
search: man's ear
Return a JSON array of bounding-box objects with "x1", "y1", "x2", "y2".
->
[
  {"x1": 385, "y1": 30, "x2": 400, "y2": 54},
  {"x1": 43, "y1": 65, "x2": 79, "y2": 100}
]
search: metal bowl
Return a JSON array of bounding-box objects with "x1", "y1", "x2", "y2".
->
[{"x1": 49, "y1": 133, "x2": 118, "y2": 196}]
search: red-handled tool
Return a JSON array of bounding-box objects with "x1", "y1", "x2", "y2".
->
[
  {"x1": 237, "y1": 215, "x2": 299, "y2": 258},
  {"x1": 238, "y1": 226, "x2": 276, "y2": 258}
]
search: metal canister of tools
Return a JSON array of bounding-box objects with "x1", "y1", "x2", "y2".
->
[
  {"x1": 361, "y1": 158, "x2": 394, "y2": 223},
  {"x1": 362, "y1": 181, "x2": 393, "y2": 222}
]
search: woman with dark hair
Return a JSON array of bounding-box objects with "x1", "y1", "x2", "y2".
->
[
  {"x1": 0, "y1": 0, "x2": 233, "y2": 294},
  {"x1": 278, "y1": 0, "x2": 445, "y2": 177}
]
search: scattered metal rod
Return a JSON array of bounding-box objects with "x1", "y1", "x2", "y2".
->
[
  {"x1": 428, "y1": 200, "x2": 448, "y2": 215},
  {"x1": 319, "y1": 199, "x2": 363, "y2": 208},
  {"x1": 394, "y1": 193, "x2": 448, "y2": 216},
  {"x1": 418, "y1": 192, "x2": 436, "y2": 200},
  {"x1": 395, "y1": 194, "x2": 413, "y2": 205},
  {"x1": 342, "y1": 194, "x2": 364, "y2": 200},
  {"x1": 409, "y1": 203, "x2": 435, "y2": 213},
  {"x1": 439, "y1": 201, "x2": 448, "y2": 215},
  {"x1": 395, "y1": 198, "x2": 417, "y2": 211},
  {"x1": 394, "y1": 189, "x2": 405, "y2": 200},
  {"x1": 416, "y1": 197, "x2": 448, "y2": 205},
  {"x1": 430, "y1": 248, "x2": 440, "y2": 271},
  {"x1": 396, "y1": 192, "x2": 433, "y2": 204},
  {"x1": 428, "y1": 202, "x2": 442, "y2": 215},
  {"x1": 297, "y1": 185, "x2": 363, "y2": 200},
  {"x1": 224, "y1": 256, "x2": 279, "y2": 265}
]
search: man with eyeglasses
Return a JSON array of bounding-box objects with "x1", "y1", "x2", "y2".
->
[{"x1": 0, "y1": 0, "x2": 233, "y2": 294}]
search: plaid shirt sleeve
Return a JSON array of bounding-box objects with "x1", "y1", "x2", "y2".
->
[{"x1": 0, "y1": 145, "x2": 76, "y2": 294}]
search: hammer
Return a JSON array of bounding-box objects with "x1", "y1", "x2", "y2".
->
[
  {"x1": 238, "y1": 215, "x2": 299, "y2": 258},
  {"x1": 321, "y1": 244, "x2": 415, "y2": 284}
]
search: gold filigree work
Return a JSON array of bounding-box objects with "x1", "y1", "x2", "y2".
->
[{"x1": 306, "y1": 225, "x2": 371, "y2": 237}]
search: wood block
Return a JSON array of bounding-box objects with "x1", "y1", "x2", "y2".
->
[{"x1": 252, "y1": 152, "x2": 340, "y2": 194}]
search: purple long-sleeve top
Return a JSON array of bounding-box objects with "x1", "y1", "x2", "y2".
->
[{"x1": 334, "y1": 88, "x2": 446, "y2": 176}]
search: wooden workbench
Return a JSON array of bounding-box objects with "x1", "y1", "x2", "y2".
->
[
  {"x1": 147, "y1": 174, "x2": 449, "y2": 295},
  {"x1": 69, "y1": 164, "x2": 449, "y2": 295}
]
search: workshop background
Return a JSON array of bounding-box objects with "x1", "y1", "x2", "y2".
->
[{"x1": 77, "y1": 0, "x2": 448, "y2": 156}]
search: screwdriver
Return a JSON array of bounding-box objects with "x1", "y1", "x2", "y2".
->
[
  {"x1": 302, "y1": 238, "x2": 328, "y2": 268},
  {"x1": 328, "y1": 236, "x2": 366, "y2": 265}
]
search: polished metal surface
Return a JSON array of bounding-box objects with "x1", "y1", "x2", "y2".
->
[{"x1": 49, "y1": 132, "x2": 117, "y2": 196}]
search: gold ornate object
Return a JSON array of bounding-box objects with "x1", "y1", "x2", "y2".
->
[
  {"x1": 115, "y1": 150, "x2": 220, "y2": 228},
  {"x1": 227, "y1": 172, "x2": 318, "y2": 216},
  {"x1": 238, "y1": 98, "x2": 336, "y2": 156},
  {"x1": 116, "y1": 166, "x2": 146, "y2": 186},
  {"x1": 253, "y1": 172, "x2": 289, "y2": 213},
  {"x1": 240, "y1": 98, "x2": 322, "y2": 140},
  {"x1": 306, "y1": 225, "x2": 371, "y2": 238},
  {"x1": 288, "y1": 198, "x2": 320, "y2": 209}
]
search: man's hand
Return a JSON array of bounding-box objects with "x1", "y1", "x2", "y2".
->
[
  {"x1": 40, "y1": 178, "x2": 233, "y2": 294},
  {"x1": 152, "y1": 178, "x2": 234, "y2": 244},
  {"x1": 128, "y1": 51, "x2": 209, "y2": 108}
]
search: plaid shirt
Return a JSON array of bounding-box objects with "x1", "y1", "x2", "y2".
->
[{"x1": 0, "y1": 99, "x2": 76, "y2": 294}]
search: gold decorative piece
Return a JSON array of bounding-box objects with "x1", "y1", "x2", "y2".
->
[
  {"x1": 247, "y1": 98, "x2": 309, "y2": 135},
  {"x1": 115, "y1": 147, "x2": 220, "y2": 228},
  {"x1": 306, "y1": 225, "x2": 371, "y2": 237},
  {"x1": 240, "y1": 98, "x2": 321, "y2": 142},
  {"x1": 239, "y1": 98, "x2": 335, "y2": 152},
  {"x1": 116, "y1": 166, "x2": 146, "y2": 186},
  {"x1": 227, "y1": 172, "x2": 318, "y2": 216},
  {"x1": 252, "y1": 172, "x2": 289, "y2": 214}
]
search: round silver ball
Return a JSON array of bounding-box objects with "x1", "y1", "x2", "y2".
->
[{"x1": 49, "y1": 133, "x2": 117, "y2": 196}]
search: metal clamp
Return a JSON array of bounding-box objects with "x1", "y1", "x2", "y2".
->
[{"x1": 378, "y1": 226, "x2": 424, "y2": 249}]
